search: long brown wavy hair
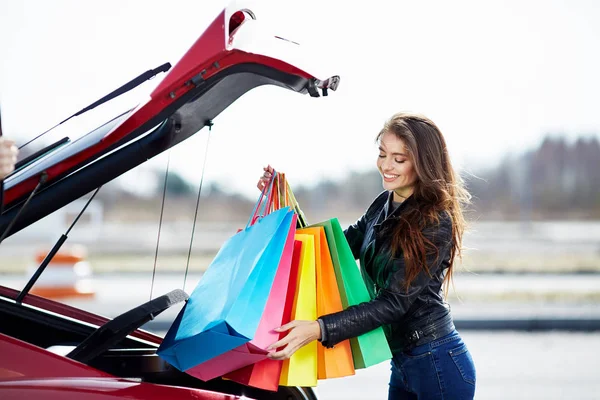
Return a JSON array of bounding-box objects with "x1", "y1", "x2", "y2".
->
[{"x1": 377, "y1": 112, "x2": 471, "y2": 295}]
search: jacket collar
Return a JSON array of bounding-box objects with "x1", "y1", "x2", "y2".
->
[{"x1": 377, "y1": 191, "x2": 416, "y2": 225}]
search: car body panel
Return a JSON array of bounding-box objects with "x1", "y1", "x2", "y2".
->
[
  {"x1": 0, "y1": 333, "x2": 110, "y2": 379},
  {"x1": 0, "y1": 378, "x2": 245, "y2": 400}
]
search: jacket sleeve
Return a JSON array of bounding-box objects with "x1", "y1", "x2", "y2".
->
[{"x1": 319, "y1": 215, "x2": 453, "y2": 348}]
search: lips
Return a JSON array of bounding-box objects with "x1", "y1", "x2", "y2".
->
[{"x1": 382, "y1": 173, "x2": 399, "y2": 182}]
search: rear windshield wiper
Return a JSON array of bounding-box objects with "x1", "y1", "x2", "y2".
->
[{"x1": 18, "y1": 62, "x2": 172, "y2": 150}]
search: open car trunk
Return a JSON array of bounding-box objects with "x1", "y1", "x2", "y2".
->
[
  {"x1": 0, "y1": 286, "x2": 316, "y2": 399},
  {"x1": 0, "y1": 4, "x2": 338, "y2": 399}
]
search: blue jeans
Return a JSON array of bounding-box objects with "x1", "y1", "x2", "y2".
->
[{"x1": 388, "y1": 330, "x2": 476, "y2": 400}]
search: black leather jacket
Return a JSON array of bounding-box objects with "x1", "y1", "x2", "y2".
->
[{"x1": 319, "y1": 191, "x2": 455, "y2": 354}]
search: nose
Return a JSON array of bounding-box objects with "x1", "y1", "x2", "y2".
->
[{"x1": 381, "y1": 158, "x2": 394, "y2": 171}]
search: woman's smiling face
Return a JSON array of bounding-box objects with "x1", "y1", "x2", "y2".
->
[{"x1": 377, "y1": 131, "x2": 417, "y2": 200}]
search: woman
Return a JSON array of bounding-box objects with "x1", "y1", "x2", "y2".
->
[
  {"x1": 258, "y1": 112, "x2": 476, "y2": 399},
  {"x1": 0, "y1": 137, "x2": 18, "y2": 179}
]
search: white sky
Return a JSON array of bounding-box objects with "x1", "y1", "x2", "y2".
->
[{"x1": 1, "y1": 0, "x2": 599, "y2": 199}]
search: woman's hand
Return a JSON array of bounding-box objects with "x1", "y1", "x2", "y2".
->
[
  {"x1": 0, "y1": 137, "x2": 18, "y2": 179},
  {"x1": 257, "y1": 164, "x2": 274, "y2": 192},
  {"x1": 266, "y1": 320, "x2": 321, "y2": 360}
]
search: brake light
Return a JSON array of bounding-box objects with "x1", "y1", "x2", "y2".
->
[{"x1": 229, "y1": 11, "x2": 246, "y2": 35}]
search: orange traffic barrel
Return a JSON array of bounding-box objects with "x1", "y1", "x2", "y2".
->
[{"x1": 28, "y1": 245, "x2": 95, "y2": 299}]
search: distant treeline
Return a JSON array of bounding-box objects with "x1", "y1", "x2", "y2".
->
[
  {"x1": 468, "y1": 136, "x2": 600, "y2": 219},
  {"x1": 279, "y1": 135, "x2": 600, "y2": 221},
  {"x1": 292, "y1": 135, "x2": 600, "y2": 220},
  {"x1": 100, "y1": 134, "x2": 600, "y2": 221}
]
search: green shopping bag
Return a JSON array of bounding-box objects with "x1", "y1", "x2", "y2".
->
[{"x1": 310, "y1": 218, "x2": 392, "y2": 369}]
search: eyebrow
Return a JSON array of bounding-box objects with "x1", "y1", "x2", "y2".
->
[{"x1": 379, "y1": 146, "x2": 407, "y2": 157}]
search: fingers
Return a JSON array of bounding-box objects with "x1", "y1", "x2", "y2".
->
[
  {"x1": 262, "y1": 165, "x2": 274, "y2": 179},
  {"x1": 266, "y1": 335, "x2": 291, "y2": 352},
  {"x1": 265, "y1": 320, "x2": 318, "y2": 360},
  {"x1": 256, "y1": 177, "x2": 269, "y2": 191},
  {"x1": 0, "y1": 138, "x2": 15, "y2": 147},
  {"x1": 274, "y1": 320, "x2": 299, "y2": 332},
  {"x1": 266, "y1": 333, "x2": 311, "y2": 360},
  {"x1": 267, "y1": 336, "x2": 298, "y2": 360},
  {"x1": 268, "y1": 346, "x2": 295, "y2": 360},
  {"x1": 266, "y1": 322, "x2": 296, "y2": 360},
  {"x1": 0, "y1": 166, "x2": 14, "y2": 179},
  {"x1": 0, "y1": 139, "x2": 18, "y2": 179},
  {"x1": 0, "y1": 164, "x2": 16, "y2": 178},
  {"x1": 0, "y1": 140, "x2": 18, "y2": 158},
  {"x1": 256, "y1": 165, "x2": 274, "y2": 192}
]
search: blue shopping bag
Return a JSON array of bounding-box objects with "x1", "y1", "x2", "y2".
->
[{"x1": 158, "y1": 204, "x2": 294, "y2": 372}]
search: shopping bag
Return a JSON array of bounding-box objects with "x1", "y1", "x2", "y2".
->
[
  {"x1": 298, "y1": 226, "x2": 355, "y2": 379},
  {"x1": 183, "y1": 212, "x2": 298, "y2": 381},
  {"x1": 279, "y1": 233, "x2": 318, "y2": 387},
  {"x1": 285, "y1": 179, "x2": 307, "y2": 228},
  {"x1": 157, "y1": 206, "x2": 295, "y2": 372},
  {"x1": 310, "y1": 218, "x2": 392, "y2": 369},
  {"x1": 224, "y1": 239, "x2": 304, "y2": 391}
]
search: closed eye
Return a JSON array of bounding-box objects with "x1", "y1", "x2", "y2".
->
[{"x1": 379, "y1": 154, "x2": 405, "y2": 163}]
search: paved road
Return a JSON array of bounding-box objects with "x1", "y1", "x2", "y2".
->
[
  {"x1": 3, "y1": 272, "x2": 599, "y2": 326},
  {"x1": 4, "y1": 271, "x2": 600, "y2": 302},
  {"x1": 313, "y1": 331, "x2": 600, "y2": 400},
  {"x1": 3, "y1": 273, "x2": 600, "y2": 399}
]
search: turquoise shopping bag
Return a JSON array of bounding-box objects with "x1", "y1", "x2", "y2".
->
[{"x1": 158, "y1": 206, "x2": 295, "y2": 371}]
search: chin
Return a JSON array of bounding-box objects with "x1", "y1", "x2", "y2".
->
[{"x1": 381, "y1": 181, "x2": 397, "y2": 191}]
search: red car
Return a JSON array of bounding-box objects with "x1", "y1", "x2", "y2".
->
[{"x1": 0, "y1": 5, "x2": 338, "y2": 399}]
